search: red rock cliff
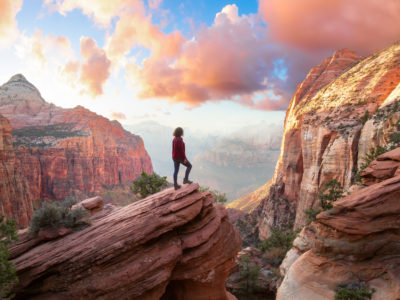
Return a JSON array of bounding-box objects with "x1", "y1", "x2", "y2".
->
[
  {"x1": 0, "y1": 114, "x2": 33, "y2": 227},
  {"x1": 0, "y1": 74, "x2": 153, "y2": 225},
  {"x1": 10, "y1": 184, "x2": 241, "y2": 300},
  {"x1": 277, "y1": 148, "x2": 400, "y2": 299},
  {"x1": 255, "y1": 41, "x2": 400, "y2": 239}
]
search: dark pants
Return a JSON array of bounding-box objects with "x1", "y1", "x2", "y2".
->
[{"x1": 173, "y1": 159, "x2": 192, "y2": 184}]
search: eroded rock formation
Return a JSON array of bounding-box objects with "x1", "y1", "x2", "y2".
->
[
  {"x1": 10, "y1": 184, "x2": 241, "y2": 300},
  {"x1": 0, "y1": 114, "x2": 33, "y2": 227},
  {"x1": 277, "y1": 155, "x2": 400, "y2": 299},
  {"x1": 255, "y1": 41, "x2": 400, "y2": 239},
  {"x1": 0, "y1": 74, "x2": 153, "y2": 226}
]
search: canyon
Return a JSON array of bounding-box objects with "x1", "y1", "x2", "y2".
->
[
  {"x1": 253, "y1": 41, "x2": 400, "y2": 239},
  {"x1": 278, "y1": 146, "x2": 400, "y2": 299},
  {"x1": 0, "y1": 74, "x2": 153, "y2": 227}
]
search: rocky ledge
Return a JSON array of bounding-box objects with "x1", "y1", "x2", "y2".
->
[
  {"x1": 10, "y1": 184, "x2": 241, "y2": 300},
  {"x1": 277, "y1": 147, "x2": 400, "y2": 299}
]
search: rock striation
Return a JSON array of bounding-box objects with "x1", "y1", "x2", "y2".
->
[
  {"x1": 255, "y1": 41, "x2": 400, "y2": 239},
  {"x1": 277, "y1": 152, "x2": 400, "y2": 299},
  {"x1": 0, "y1": 75, "x2": 153, "y2": 226},
  {"x1": 10, "y1": 184, "x2": 241, "y2": 300},
  {"x1": 0, "y1": 114, "x2": 33, "y2": 227}
]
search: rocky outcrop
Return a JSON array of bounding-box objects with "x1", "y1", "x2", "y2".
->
[
  {"x1": 10, "y1": 184, "x2": 241, "y2": 300},
  {"x1": 0, "y1": 75, "x2": 152, "y2": 220},
  {"x1": 361, "y1": 147, "x2": 400, "y2": 185},
  {"x1": 0, "y1": 114, "x2": 33, "y2": 227},
  {"x1": 277, "y1": 160, "x2": 400, "y2": 299},
  {"x1": 256, "y1": 41, "x2": 400, "y2": 239}
]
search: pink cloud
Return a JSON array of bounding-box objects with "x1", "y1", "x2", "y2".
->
[
  {"x1": 44, "y1": 0, "x2": 145, "y2": 27},
  {"x1": 79, "y1": 37, "x2": 111, "y2": 97},
  {"x1": 105, "y1": 11, "x2": 184, "y2": 63},
  {"x1": 110, "y1": 111, "x2": 127, "y2": 120},
  {"x1": 126, "y1": 4, "x2": 287, "y2": 108},
  {"x1": 259, "y1": 0, "x2": 400, "y2": 54},
  {"x1": 0, "y1": 0, "x2": 22, "y2": 47}
]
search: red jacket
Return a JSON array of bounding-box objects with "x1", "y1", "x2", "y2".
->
[{"x1": 172, "y1": 137, "x2": 186, "y2": 161}]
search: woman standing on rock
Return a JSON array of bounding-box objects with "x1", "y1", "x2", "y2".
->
[{"x1": 172, "y1": 127, "x2": 192, "y2": 190}]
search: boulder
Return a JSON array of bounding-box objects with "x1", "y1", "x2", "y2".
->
[{"x1": 10, "y1": 183, "x2": 241, "y2": 300}]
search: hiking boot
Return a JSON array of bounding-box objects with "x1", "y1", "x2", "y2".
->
[
  {"x1": 183, "y1": 178, "x2": 193, "y2": 184},
  {"x1": 174, "y1": 183, "x2": 181, "y2": 190}
]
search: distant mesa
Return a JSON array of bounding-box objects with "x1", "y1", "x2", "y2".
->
[{"x1": 0, "y1": 74, "x2": 153, "y2": 227}]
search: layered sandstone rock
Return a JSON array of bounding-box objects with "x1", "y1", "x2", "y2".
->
[
  {"x1": 361, "y1": 147, "x2": 400, "y2": 185},
  {"x1": 277, "y1": 169, "x2": 400, "y2": 299},
  {"x1": 0, "y1": 74, "x2": 152, "y2": 208},
  {"x1": 0, "y1": 114, "x2": 33, "y2": 227},
  {"x1": 256, "y1": 41, "x2": 400, "y2": 239},
  {"x1": 10, "y1": 184, "x2": 241, "y2": 300}
]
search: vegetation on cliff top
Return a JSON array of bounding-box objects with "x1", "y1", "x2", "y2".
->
[
  {"x1": 130, "y1": 171, "x2": 168, "y2": 199},
  {"x1": 305, "y1": 179, "x2": 343, "y2": 225},
  {"x1": 29, "y1": 198, "x2": 87, "y2": 235}
]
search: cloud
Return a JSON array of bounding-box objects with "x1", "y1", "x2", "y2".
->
[
  {"x1": 79, "y1": 37, "x2": 111, "y2": 97},
  {"x1": 44, "y1": 0, "x2": 145, "y2": 27},
  {"x1": 0, "y1": 0, "x2": 22, "y2": 47},
  {"x1": 105, "y1": 11, "x2": 184, "y2": 66},
  {"x1": 259, "y1": 0, "x2": 400, "y2": 54},
  {"x1": 126, "y1": 4, "x2": 289, "y2": 109},
  {"x1": 15, "y1": 29, "x2": 74, "y2": 68},
  {"x1": 110, "y1": 111, "x2": 126, "y2": 120}
]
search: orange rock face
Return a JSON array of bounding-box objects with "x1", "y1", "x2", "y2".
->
[
  {"x1": 0, "y1": 114, "x2": 33, "y2": 227},
  {"x1": 0, "y1": 75, "x2": 153, "y2": 226},
  {"x1": 10, "y1": 184, "x2": 241, "y2": 300},
  {"x1": 256, "y1": 41, "x2": 400, "y2": 239},
  {"x1": 277, "y1": 159, "x2": 400, "y2": 299}
]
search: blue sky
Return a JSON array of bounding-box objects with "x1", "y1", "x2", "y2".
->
[{"x1": 1, "y1": 0, "x2": 398, "y2": 133}]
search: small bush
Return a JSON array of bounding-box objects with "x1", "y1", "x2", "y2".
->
[
  {"x1": 335, "y1": 282, "x2": 375, "y2": 300},
  {"x1": 318, "y1": 179, "x2": 344, "y2": 210},
  {"x1": 305, "y1": 180, "x2": 343, "y2": 224},
  {"x1": 356, "y1": 146, "x2": 388, "y2": 183},
  {"x1": 305, "y1": 207, "x2": 321, "y2": 225},
  {"x1": 0, "y1": 216, "x2": 18, "y2": 298},
  {"x1": 238, "y1": 255, "x2": 261, "y2": 298},
  {"x1": 29, "y1": 199, "x2": 87, "y2": 235},
  {"x1": 360, "y1": 111, "x2": 370, "y2": 125},
  {"x1": 199, "y1": 186, "x2": 228, "y2": 204},
  {"x1": 130, "y1": 172, "x2": 168, "y2": 199},
  {"x1": 258, "y1": 228, "x2": 298, "y2": 265}
]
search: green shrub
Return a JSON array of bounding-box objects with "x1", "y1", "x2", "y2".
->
[
  {"x1": 238, "y1": 255, "x2": 261, "y2": 298},
  {"x1": 335, "y1": 282, "x2": 375, "y2": 300},
  {"x1": 199, "y1": 186, "x2": 228, "y2": 204},
  {"x1": 305, "y1": 180, "x2": 343, "y2": 224},
  {"x1": 258, "y1": 228, "x2": 298, "y2": 265},
  {"x1": 130, "y1": 172, "x2": 168, "y2": 199},
  {"x1": 305, "y1": 207, "x2": 321, "y2": 225},
  {"x1": 29, "y1": 199, "x2": 87, "y2": 235},
  {"x1": 360, "y1": 111, "x2": 370, "y2": 125},
  {"x1": 0, "y1": 216, "x2": 18, "y2": 298},
  {"x1": 318, "y1": 179, "x2": 344, "y2": 210},
  {"x1": 355, "y1": 146, "x2": 388, "y2": 183}
]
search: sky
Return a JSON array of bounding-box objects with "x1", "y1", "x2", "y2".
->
[{"x1": 0, "y1": 0, "x2": 399, "y2": 133}]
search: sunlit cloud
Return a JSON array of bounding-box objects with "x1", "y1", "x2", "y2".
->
[
  {"x1": 79, "y1": 37, "x2": 111, "y2": 97},
  {"x1": 15, "y1": 29, "x2": 74, "y2": 69},
  {"x1": 0, "y1": 0, "x2": 22, "y2": 48},
  {"x1": 126, "y1": 4, "x2": 290, "y2": 110},
  {"x1": 110, "y1": 111, "x2": 127, "y2": 120},
  {"x1": 44, "y1": 0, "x2": 145, "y2": 27},
  {"x1": 259, "y1": 0, "x2": 400, "y2": 54}
]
